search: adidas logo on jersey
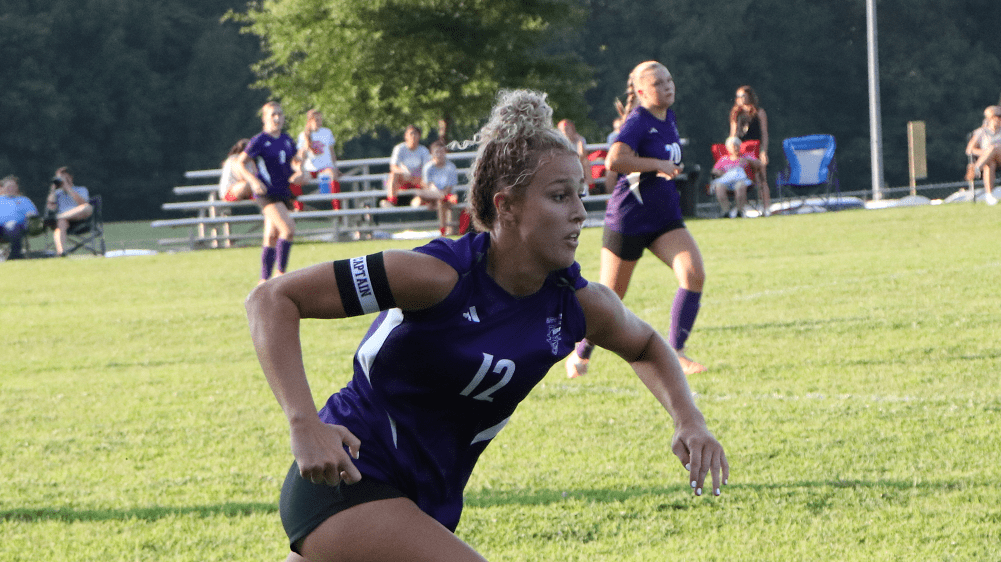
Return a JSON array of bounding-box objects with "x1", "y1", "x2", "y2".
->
[{"x1": 463, "y1": 306, "x2": 480, "y2": 323}]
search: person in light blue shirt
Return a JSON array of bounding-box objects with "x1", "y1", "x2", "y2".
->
[
  {"x1": 421, "y1": 140, "x2": 459, "y2": 235},
  {"x1": 44, "y1": 167, "x2": 92, "y2": 257},
  {"x1": 1, "y1": 176, "x2": 39, "y2": 260}
]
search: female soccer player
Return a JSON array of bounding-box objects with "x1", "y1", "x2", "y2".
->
[
  {"x1": 567, "y1": 61, "x2": 709, "y2": 378},
  {"x1": 247, "y1": 89, "x2": 728, "y2": 562},
  {"x1": 236, "y1": 101, "x2": 298, "y2": 283}
]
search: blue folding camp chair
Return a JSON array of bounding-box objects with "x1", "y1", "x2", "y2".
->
[{"x1": 775, "y1": 134, "x2": 840, "y2": 214}]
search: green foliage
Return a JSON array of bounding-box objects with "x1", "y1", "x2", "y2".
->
[
  {"x1": 229, "y1": 0, "x2": 591, "y2": 142},
  {"x1": 2, "y1": 0, "x2": 1000, "y2": 223},
  {"x1": 0, "y1": 0, "x2": 266, "y2": 220},
  {"x1": 2, "y1": 205, "x2": 1000, "y2": 560}
]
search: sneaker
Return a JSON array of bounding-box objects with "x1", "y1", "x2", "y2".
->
[
  {"x1": 565, "y1": 351, "x2": 590, "y2": 379},
  {"x1": 987, "y1": 193, "x2": 999, "y2": 206},
  {"x1": 728, "y1": 207, "x2": 738, "y2": 219},
  {"x1": 676, "y1": 350, "x2": 706, "y2": 375}
]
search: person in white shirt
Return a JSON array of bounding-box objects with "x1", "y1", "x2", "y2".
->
[
  {"x1": 385, "y1": 125, "x2": 432, "y2": 206},
  {"x1": 296, "y1": 110, "x2": 341, "y2": 209}
]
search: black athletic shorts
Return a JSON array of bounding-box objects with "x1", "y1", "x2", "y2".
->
[
  {"x1": 602, "y1": 220, "x2": 686, "y2": 261},
  {"x1": 280, "y1": 461, "x2": 405, "y2": 554},
  {"x1": 255, "y1": 194, "x2": 296, "y2": 211}
]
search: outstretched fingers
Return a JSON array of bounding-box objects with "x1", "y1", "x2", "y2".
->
[{"x1": 674, "y1": 427, "x2": 729, "y2": 497}]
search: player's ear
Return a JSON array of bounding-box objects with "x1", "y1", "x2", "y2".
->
[{"x1": 494, "y1": 190, "x2": 514, "y2": 225}]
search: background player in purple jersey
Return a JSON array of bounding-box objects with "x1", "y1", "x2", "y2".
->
[
  {"x1": 236, "y1": 101, "x2": 298, "y2": 283},
  {"x1": 568, "y1": 60, "x2": 709, "y2": 378},
  {"x1": 247, "y1": 89, "x2": 728, "y2": 562}
]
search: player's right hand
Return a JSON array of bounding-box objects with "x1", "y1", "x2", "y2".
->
[{"x1": 290, "y1": 418, "x2": 362, "y2": 486}]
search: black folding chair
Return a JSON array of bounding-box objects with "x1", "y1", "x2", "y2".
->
[{"x1": 46, "y1": 195, "x2": 106, "y2": 256}]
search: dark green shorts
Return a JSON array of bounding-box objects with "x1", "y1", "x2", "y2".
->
[{"x1": 279, "y1": 461, "x2": 405, "y2": 554}]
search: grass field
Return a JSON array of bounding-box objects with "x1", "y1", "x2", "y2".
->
[{"x1": 2, "y1": 204, "x2": 999, "y2": 561}]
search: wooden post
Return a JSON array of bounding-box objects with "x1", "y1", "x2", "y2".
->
[{"x1": 907, "y1": 121, "x2": 927, "y2": 196}]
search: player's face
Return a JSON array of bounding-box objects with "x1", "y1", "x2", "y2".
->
[
  {"x1": 405, "y1": 127, "x2": 421, "y2": 149},
  {"x1": 263, "y1": 105, "x2": 285, "y2": 133},
  {"x1": 639, "y1": 66, "x2": 675, "y2": 111},
  {"x1": 511, "y1": 151, "x2": 587, "y2": 270},
  {"x1": 432, "y1": 145, "x2": 447, "y2": 165}
]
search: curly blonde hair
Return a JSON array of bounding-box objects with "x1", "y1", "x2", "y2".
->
[{"x1": 467, "y1": 90, "x2": 575, "y2": 231}]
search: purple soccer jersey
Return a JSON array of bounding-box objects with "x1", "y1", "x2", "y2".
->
[
  {"x1": 317, "y1": 232, "x2": 588, "y2": 531},
  {"x1": 245, "y1": 131, "x2": 296, "y2": 199},
  {"x1": 604, "y1": 106, "x2": 684, "y2": 235}
]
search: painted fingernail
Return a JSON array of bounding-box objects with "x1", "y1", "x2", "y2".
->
[
  {"x1": 724, "y1": 478, "x2": 728, "y2": 485},
  {"x1": 685, "y1": 463, "x2": 691, "y2": 471},
  {"x1": 715, "y1": 488, "x2": 721, "y2": 496},
  {"x1": 696, "y1": 488, "x2": 702, "y2": 496},
  {"x1": 691, "y1": 480, "x2": 697, "y2": 488}
]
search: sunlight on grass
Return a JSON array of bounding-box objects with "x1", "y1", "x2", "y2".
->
[{"x1": 2, "y1": 205, "x2": 999, "y2": 561}]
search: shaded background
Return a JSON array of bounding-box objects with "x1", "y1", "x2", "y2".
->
[{"x1": 1, "y1": 0, "x2": 998, "y2": 221}]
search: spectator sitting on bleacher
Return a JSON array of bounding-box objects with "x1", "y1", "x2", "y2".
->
[
  {"x1": 421, "y1": 140, "x2": 459, "y2": 235},
  {"x1": 44, "y1": 167, "x2": 93, "y2": 257},
  {"x1": 384, "y1": 124, "x2": 431, "y2": 207},
  {"x1": 219, "y1": 139, "x2": 253, "y2": 202},
  {"x1": 297, "y1": 109, "x2": 341, "y2": 210},
  {"x1": 1, "y1": 175, "x2": 39, "y2": 260}
]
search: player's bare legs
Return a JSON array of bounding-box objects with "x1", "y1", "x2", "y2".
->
[
  {"x1": 294, "y1": 497, "x2": 487, "y2": 562},
  {"x1": 649, "y1": 228, "x2": 706, "y2": 374}
]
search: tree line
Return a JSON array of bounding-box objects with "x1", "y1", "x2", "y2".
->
[{"x1": 1, "y1": 0, "x2": 998, "y2": 221}]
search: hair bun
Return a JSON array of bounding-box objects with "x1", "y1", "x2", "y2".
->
[{"x1": 479, "y1": 90, "x2": 554, "y2": 145}]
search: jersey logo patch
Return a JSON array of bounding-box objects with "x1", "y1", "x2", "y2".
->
[
  {"x1": 649, "y1": 127, "x2": 658, "y2": 134},
  {"x1": 546, "y1": 314, "x2": 562, "y2": 355},
  {"x1": 463, "y1": 306, "x2": 480, "y2": 323}
]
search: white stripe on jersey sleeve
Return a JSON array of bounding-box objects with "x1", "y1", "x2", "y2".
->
[
  {"x1": 471, "y1": 417, "x2": 510, "y2": 445},
  {"x1": 357, "y1": 308, "x2": 404, "y2": 384}
]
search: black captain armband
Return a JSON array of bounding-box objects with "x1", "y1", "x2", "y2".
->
[{"x1": 332, "y1": 253, "x2": 397, "y2": 317}]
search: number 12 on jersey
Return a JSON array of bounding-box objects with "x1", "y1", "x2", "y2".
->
[{"x1": 460, "y1": 353, "x2": 515, "y2": 402}]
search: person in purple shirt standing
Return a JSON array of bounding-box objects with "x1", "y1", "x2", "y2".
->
[
  {"x1": 236, "y1": 101, "x2": 298, "y2": 283},
  {"x1": 246, "y1": 89, "x2": 728, "y2": 562},
  {"x1": 567, "y1": 60, "x2": 708, "y2": 379}
]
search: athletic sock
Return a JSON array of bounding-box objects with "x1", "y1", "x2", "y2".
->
[
  {"x1": 669, "y1": 288, "x2": 702, "y2": 351},
  {"x1": 261, "y1": 246, "x2": 276, "y2": 280},
  {"x1": 275, "y1": 239, "x2": 292, "y2": 274},
  {"x1": 575, "y1": 339, "x2": 595, "y2": 360}
]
